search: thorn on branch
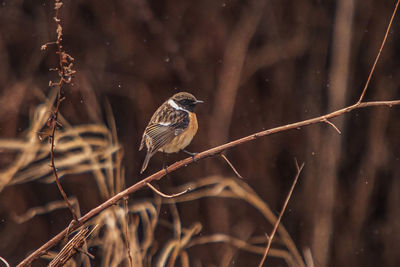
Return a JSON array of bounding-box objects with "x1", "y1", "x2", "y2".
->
[
  {"x1": 46, "y1": 112, "x2": 62, "y2": 129},
  {"x1": 37, "y1": 129, "x2": 52, "y2": 142}
]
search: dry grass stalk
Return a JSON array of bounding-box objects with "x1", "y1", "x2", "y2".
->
[
  {"x1": 48, "y1": 226, "x2": 95, "y2": 267},
  {"x1": 164, "y1": 176, "x2": 305, "y2": 266},
  {"x1": 0, "y1": 89, "x2": 119, "y2": 193},
  {"x1": 19, "y1": 175, "x2": 305, "y2": 266},
  {"x1": 12, "y1": 197, "x2": 80, "y2": 224}
]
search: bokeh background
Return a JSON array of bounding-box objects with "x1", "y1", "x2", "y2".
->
[{"x1": 1, "y1": 0, "x2": 400, "y2": 266}]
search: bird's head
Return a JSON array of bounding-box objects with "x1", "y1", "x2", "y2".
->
[{"x1": 171, "y1": 92, "x2": 203, "y2": 112}]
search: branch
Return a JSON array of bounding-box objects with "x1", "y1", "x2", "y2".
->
[{"x1": 17, "y1": 98, "x2": 400, "y2": 266}]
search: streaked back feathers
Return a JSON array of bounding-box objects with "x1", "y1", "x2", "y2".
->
[{"x1": 139, "y1": 92, "x2": 203, "y2": 173}]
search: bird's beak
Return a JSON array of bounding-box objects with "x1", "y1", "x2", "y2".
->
[{"x1": 195, "y1": 100, "x2": 204, "y2": 104}]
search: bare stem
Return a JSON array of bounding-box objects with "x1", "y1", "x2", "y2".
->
[
  {"x1": 123, "y1": 197, "x2": 133, "y2": 267},
  {"x1": 45, "y1": 0, "x2": 78, "y2": 221},
  {"x1": 357, "y1": 0, "x2": 400, "y2": 103},
  {"x1": 258, "y1": 162, "x2": 305, "y2": 267}
]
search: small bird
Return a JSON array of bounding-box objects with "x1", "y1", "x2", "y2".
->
[{"x1": 139, "y1": 92, "x2": 203, "y2": 173}]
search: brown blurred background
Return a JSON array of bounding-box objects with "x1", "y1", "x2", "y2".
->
[{"x1": 1, "y1": 0, "x2": 400, "y2": 266}]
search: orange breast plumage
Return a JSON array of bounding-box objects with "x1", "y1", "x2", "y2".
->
[{"x1": 160, "y1": 112, "x2": 198, "y2": 153}]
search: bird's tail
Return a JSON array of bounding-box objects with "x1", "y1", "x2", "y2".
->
[{"x1": 140, "y1": 152, "x2": 153, "y2": 174}]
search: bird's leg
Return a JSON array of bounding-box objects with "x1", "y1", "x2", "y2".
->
[
  {"x1": 162, "y1": 152, "x2": 169, "y2": 174},
  {"x1": 181, "y1": 149, "x2": 198, "y2": 162}
]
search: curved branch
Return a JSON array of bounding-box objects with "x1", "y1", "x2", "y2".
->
[{"x1": 17, "y1": 98, "x2": 400, "y2": 266}]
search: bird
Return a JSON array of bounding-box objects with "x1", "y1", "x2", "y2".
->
[{"x1": 139, "y1": 92, "x2": 203, "y2": 173}]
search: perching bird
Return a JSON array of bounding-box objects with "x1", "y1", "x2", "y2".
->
[{"x1": 139, "y1": 92, "x2": 203, "y2": 173}]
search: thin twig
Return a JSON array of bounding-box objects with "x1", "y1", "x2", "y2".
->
[
  {"x1": 258, "y1": 162, "x2": 305, "y2": 267},
  {"x1": 358, "y1": 0, "x2": 400, "y2": 103},
  {"x1": 220, "y1": 154, "x2": 244, "y2": 179},
  {"x1": 0, "y1": 257, "x2": 10, "y2": 267},
  {"x1": 146, "y1": 182, "x2": 189, "y2": 198},
  {"x1": 123, "y1": 197, "x2": 133, "y2": 267},
  {"x1": 186, "y1": 233, "x2": 294, "y2": 263},
  {"x1": 323, "y1": 118, "x2": 342, "y2": 134},
  {"x1": 166, "y1": 203, "x2": 183, "y2": 267}
]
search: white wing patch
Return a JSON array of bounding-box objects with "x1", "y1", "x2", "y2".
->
[
  {"x1": 158, "y1": 122, "x2": 171, "y2": 126},
  {"x1": 168, "y1": 99, "x2": 189, "y2": 112}
]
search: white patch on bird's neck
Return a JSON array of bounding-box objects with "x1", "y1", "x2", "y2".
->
[{"x1": 168, "y1": 99, "x2": 189, "y2": 112}]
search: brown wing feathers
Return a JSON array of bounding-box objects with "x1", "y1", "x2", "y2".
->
[{"x1": 139, "y1": 102, "x2": 189, "y2": 173}]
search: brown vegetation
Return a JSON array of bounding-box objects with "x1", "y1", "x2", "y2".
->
[{"x1": 1, "y1": 0, "x2": 400, "y2": 266}]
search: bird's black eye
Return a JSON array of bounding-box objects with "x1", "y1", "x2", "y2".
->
[
  {"x1": 178, "y1": 99, "x2": 191, "y2": 106},
  {"x1": 178, "y1": 99, "x2": 196, "y2": 111}
]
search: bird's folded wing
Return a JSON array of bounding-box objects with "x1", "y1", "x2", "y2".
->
[{"x1": 145, "y1": 114, "x2": 189, "y2": 153}]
